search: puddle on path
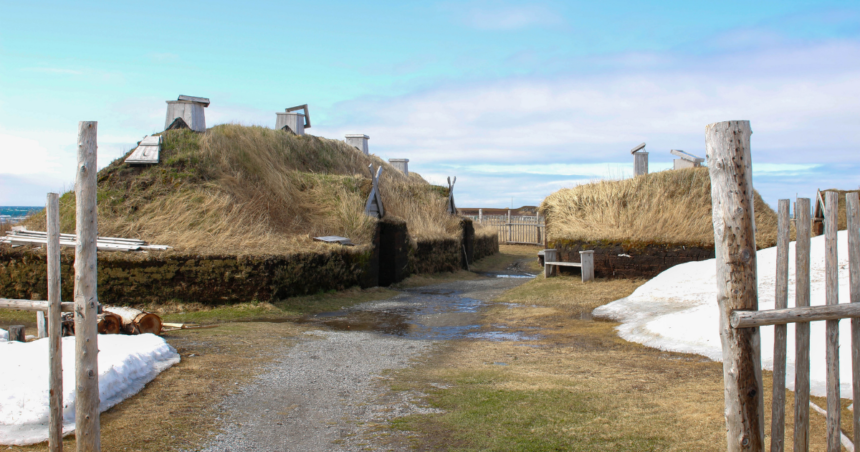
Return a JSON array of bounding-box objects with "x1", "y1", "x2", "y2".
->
[
  {"x1": 298, "y1": 287, "x2": 541, "y2": 342},
  {"x1": 476, "y1": 271, "x2": 536, "y2": 279}
]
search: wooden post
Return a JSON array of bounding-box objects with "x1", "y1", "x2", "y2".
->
[
  {"x1": 47, "y1": 192, "x2": 63, "y2": 452},
  {"x1": 478, "y1": 209, "x2": 482, "y2": 224},
  {"x1": 37, "y1": 311, "x2": 48, "y2": 338},
  {"x1": 705, "y1": 120, "x2": 764, "y2": 451},
  {"x1": 74, "y1": 121, "x2": 100, "y2": 451},
  {"x1": 824, "y1": 191, "x2": 840, "y2": 452},
  {"x1": 771, "y1": 199, "x2": 790, "y2": 452},
  {"x1": 580, "y1": 250, "x2": 594, "y2": 282},
  {"x1": 847, "y1": 192, "x2": 860, "y2": 451},
  {"x1": 544, "y1": 249, "x2": 556, "y2": 278},
  {"x1": 8, "y1": 325, "x2": 25, "y2": 342},
  {"x1": 794, "y1": 197, "x2": 811, "y2": 452}
]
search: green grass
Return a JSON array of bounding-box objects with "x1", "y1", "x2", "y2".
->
[{"x1": 391, "y1": 368, "x2": 667, "y2": 451}]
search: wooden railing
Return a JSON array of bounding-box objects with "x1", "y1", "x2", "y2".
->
[
  {"x1": 0, "y1": 122, "x2": 102, "y2": 451},
  {"x1": 464, "y1": 213, "x2": 545, "y2": 245},
  {"x1": 708, "y1": 119, "x2": 859, "y2": 452}
]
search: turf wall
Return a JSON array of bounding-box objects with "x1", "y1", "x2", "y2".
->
[
  {"x1": 0, "y1": 217, "x2": 499, "y2": 305},
  {"x1": 0, "y1": 245, "x2": 377, "y2": 305},
  {"x1": 550, "y1": 240, "x2": 714, "y2": 279}
]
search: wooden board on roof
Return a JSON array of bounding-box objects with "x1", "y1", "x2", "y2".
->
[{"x1": 125, "y1": 135, "x2": 161, "y2": 165}]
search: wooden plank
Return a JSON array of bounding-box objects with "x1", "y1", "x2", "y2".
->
[
  {"x1": 125, "y1": 144, "x2": 160, "y2": 165},
  {"x1": 46, "y1": 192, "x2": 63, "y2": 452},
  {"x1": 732, "y1": 304, "x2": 860, "y2": 327},
  {"x1": 177, "y1": 95, "x2": 210, "y2": 106},
  {"x1": 705, "y1": 120, "x2": 764, "y2": 451},
  {"x1": 37, "y1": 311, "x2": 47, "y2": 338},
  {"x1": 138, "y1": 135, "x2": 161, "y2": 146},
  {"x1": 848, "y1": 192, "x2": 860, "y2": 451},
  {"x1": 825, "y1": 191, "x2": 841, "y2": 452},
  {"x1": 0, "y1": 298, "x2": 74, "y2": 312},
  {"x1": 670, "y1": 149, "x2": 705, "y2": 163},
  {"x1": 771, "y1": 199, "x2": 790, "y2": 452},
  {"x1": 580, "y1": 250, "x2": 595, "y2": 282},
  {"x1": 74, "y1": 121, "x2": 101, "y2": 451},
  {"x1": 630, "y1": 142, "x2": 646, "y2": 153},
  {"x1": 544, "y1": 249, "x2": 557, "y2": 278},
  {"x1": 795, "y1": 197, "x2": 812, "y2": 452},
  {"x1": 545, "y1": 261, "x2": 582, "y2": 267}
]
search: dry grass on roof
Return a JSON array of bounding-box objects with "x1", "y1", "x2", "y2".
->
[
  {"x1": 23, "y1": 124, "x2": 460, "y2": 255},
  {"x1": 539, "y1": 167, "x2": 785, "y2": 249}
]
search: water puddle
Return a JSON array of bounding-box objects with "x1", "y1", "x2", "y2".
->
[
  {"x1": 477, "y1": 271, "x2": 536, "y2": 279},
  {"x1": 467, "y1": 331, "x2": 541, "y2": 341},
  {"x1": 299, "y1": 288, "x2": 542, "y2": 342}
]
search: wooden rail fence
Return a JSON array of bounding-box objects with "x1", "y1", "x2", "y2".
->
[
  {"x1": 0, "y1": 122, "x2": 102, "y2": 451},
  {"x1": 707, "y1": 119, "x2": 859, "y2": 452},
  {"x1": 465, "y1": 210, "x2": 545, "y2": 245}
]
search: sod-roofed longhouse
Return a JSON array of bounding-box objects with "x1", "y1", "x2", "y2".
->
[
  {"x1": 539, "y1": 167, "x2": 784, "y2": 278},
  {"x1": 1, "y1": 125, "x2": 498, "y2": 304}
]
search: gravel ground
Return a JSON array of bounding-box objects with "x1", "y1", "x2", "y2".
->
[{"x1": 196, "y1": 276, "x2": 530, "y2": 452}]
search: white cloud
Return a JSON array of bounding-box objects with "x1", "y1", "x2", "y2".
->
[{"x1": 0, "y1": 134, "x2": 58, "y2": 175}]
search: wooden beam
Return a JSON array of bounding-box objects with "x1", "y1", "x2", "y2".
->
[
  {"x1": 771, "y1": 199, "x2": 790, "y2": 452},
  {"x1": 74, "y1": 121, "x2": 101, "y2": 451},
  {"x1": 794, "y1": 197, "x2": 812, "y2": 452},
  {"x1": 0, "y1": 298, "x2": 74, "y2": 312},
  {"x1": 825, "y1": 190, "x2": 841, "y2": 452},
  {"x1": 47, "y1": 192, "x2": 63, "y2": 452},
  {"x1": 848, "y1": 192, "x2": 860, "y2": 452},
  {"x1": 705, "y1": 119, "x2": 764, "y2": 451},
  {"x1": 732, "y1": 304, "x2": 860, "y2": 328}
]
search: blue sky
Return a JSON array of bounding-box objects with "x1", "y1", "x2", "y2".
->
[{"x1": 1, "y1": 0, "x2": 858, "y2": 209}]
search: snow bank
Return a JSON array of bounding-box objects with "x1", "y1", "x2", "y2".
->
[
  {"x1": 0, "y1": 334, "x2": 180, "y2": 445},
  {"x1": 594, "y1": 230, "x2": 852, "y2": 399},
  {"x1": 0, "y1": 328, "x2": 7, "y2": 341}
]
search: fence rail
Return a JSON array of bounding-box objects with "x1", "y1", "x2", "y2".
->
[{"x1": 464, "y1": 213, "x2": 545, "y2": 245}]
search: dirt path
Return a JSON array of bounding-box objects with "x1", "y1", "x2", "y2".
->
[{"x1": 197, "y1": 276, "x2": 532, "y2": 452}]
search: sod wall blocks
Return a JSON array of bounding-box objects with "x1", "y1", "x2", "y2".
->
[{"x1": 549, "y1": 239, "x2": 714, "y2": 279}]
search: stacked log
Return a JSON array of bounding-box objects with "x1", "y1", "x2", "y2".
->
[
  {"x1": 58, "y1": 308, "x2": 161, "y2": 336},
  {"x1": 104, "y1": 307, "x2": 163, "y2": 335}
]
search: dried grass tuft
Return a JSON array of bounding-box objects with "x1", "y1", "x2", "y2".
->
[{"x1": 539, "y1": 167, "x2": 782, "y2": 249}]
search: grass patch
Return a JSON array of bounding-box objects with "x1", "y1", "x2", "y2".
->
[
  {"x1": 382, "y1": 275, "x2": 836, "y2": 451},
  {"x1": 468, "y1": 244, "x2": 542, "y2": 274},
  {"x1": 540, "y1": 167, "x2": 786, "y2": 248},
  {"x1": 145, "y1": 286, "x2": 400, "y2": 324}
]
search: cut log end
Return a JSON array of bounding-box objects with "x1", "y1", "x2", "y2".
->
[{"x1": 97, "y1": 313, "x2": 123, "y2": 335}]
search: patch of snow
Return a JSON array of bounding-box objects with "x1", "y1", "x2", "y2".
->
[
  {"x1": 0, "y1": 328, "x2": 7, "y2": 341},
  {"x1": 0, "y1": 333, "x2": 180, "y2": 445},
  {"x1": 594, "y1": 230, "x2": 852, "y2": 399}
]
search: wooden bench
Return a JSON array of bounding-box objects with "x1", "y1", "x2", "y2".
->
[{"x1": 541, "y1": 249, "x2": 594, "y2": 282}]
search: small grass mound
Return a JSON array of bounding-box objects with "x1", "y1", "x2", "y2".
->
[
  {"x1": 23, "y1": 125, "x2": 461, "y2": 255},
  {"x1": 540, "y1": 167, "x2": 782, "y2": 248}
]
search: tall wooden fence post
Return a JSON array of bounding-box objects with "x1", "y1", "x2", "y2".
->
[
  {"x1": 705, "y1": 120, "x2": 764, "y2": 451},
  {"x1": 847, "y1": 192, "x2": 860, "y2": 451},
  {"x1": 771, "y1": 199, "x2": 790, "y2": 452},
  {"x1": 824, "y1": 191, "x2": 841, "y2": 452},
  {"x1": 47, "y1": 193, "x2": 63, "y2": 452},
  {"x1": 794, "y1": 197, "x2": 811, "y2": 452},
  {"x1": 74, "y1": 121, "x2": 100, "y2": 451}
]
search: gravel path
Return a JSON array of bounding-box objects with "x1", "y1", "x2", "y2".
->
[{"x1": 198, "y1": 277, "x2": 529, "y2": 452}]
